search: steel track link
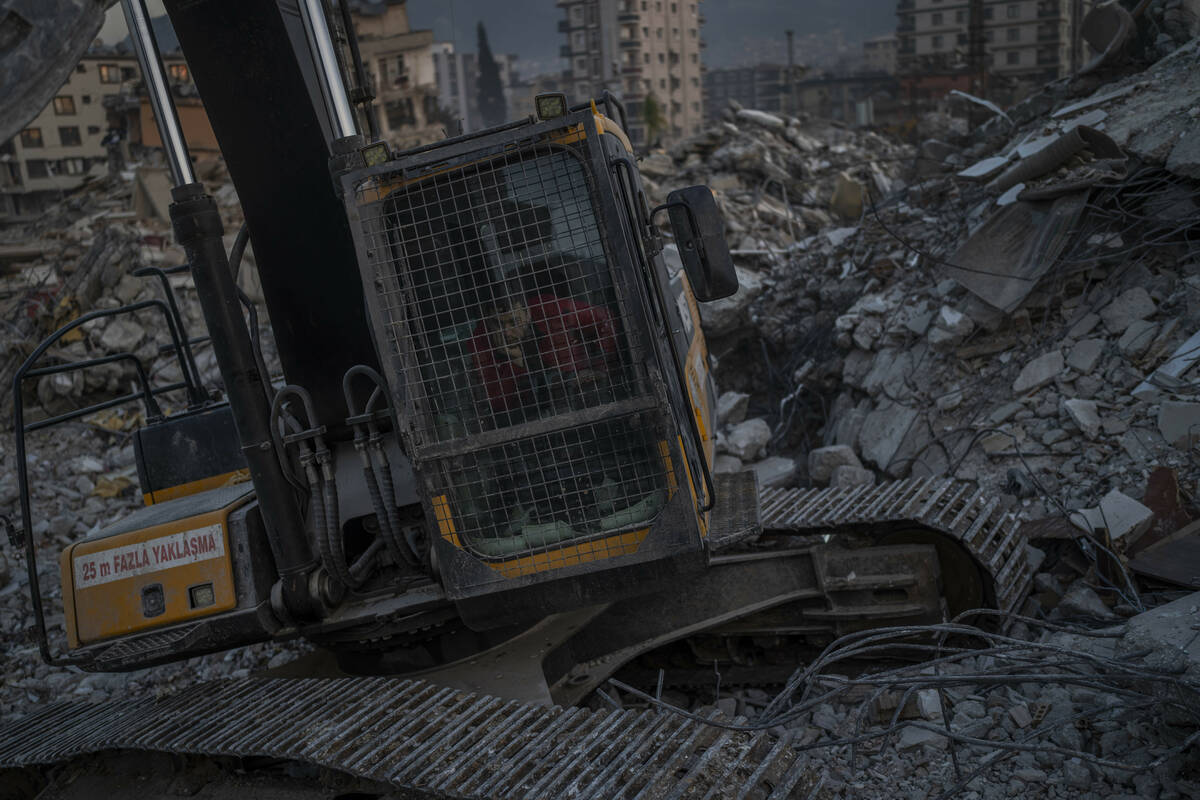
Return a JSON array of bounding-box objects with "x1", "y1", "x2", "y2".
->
[
  {"x1": 758, "y1": 477, "x2": 1034, "y2": 614},
  {"x1": 0, "y1": 676, "x2": 818, "y2": 799}
]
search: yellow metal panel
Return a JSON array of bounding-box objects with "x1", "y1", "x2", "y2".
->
[
  {"x1": 61, "y1": 497, "x2": 245, "y2": 645},
  {"x1": 432, "y1": 494, "x2": 461, "y2": 547},
  {"x1": 143, "y1": 468, "x2": 251, "y2": 506},
  {"x1": 487, "y1": 528, "x2": 650, "y2": 579}
]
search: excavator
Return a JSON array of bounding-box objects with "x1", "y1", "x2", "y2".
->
[{"x1": 0, "y1": 1, "x2": 1035, "y2": 796}]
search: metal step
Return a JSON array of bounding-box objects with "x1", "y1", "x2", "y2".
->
[
  {"x1": 759, "y1": 477, "x2": 1034, "y2": 615},
  {"x1": 0, "y1": 676, "x2": 818, "y2": 800}
]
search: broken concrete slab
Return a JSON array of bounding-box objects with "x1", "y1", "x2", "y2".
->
[
  {"x1": 1013, "y1": 350, "x2": 1064, "y2": 395},
  {"x1": 713, "y1": 455, "x2": 743, "y2": 474},
  {"x1": 1069, "y1": 489, "x2": 1155, "y2": 542},
  {"x1": 1099, "y1": 287, "x2": 1156, "y2": 334},
  {"x1": 1057, "y1": 583, "x2": 1121, "y2": 622},
  {"x1": 724, "y1": 418, "x2": 772, "y2": 461},
  {"x1": 947, "y1": 193, "x2": 1088, "y2": 313},
  {"x1": 716, "y1": 391, "x2": 750, "y2": 426},
  {"x1": 831, "y1": 464, "x2": 875, "y2": 489},
  {"x1": 1064, "y1": 398, "x2": 1101, "y2": 440},
  {"x1": 1157, "y1": 401, "x2": 1200, "y2": 448},
  {"x1": 858, "y1": 401, "x2": 920, "y2": 473},
  {"x1": 1132, "y1": 329, "x2": 1200, "y2": 402},
  {"x1": 957, "y1": 155, "x2": 1011, "y2": 180},
  {"x1": 1117, "y1": 319, "x2": 1158, "y2": 359},
  {"x1": 1066, "y1": 338, "x2": 1106, "y2": 375},
  {"x1": 807, "y1": 445, "x2": 863, "y2": 484},
  {"x1": 751, "y1": 456, "x2": 796, "y2": 489},
  {"x1": 699, "y1": 266, "x2": 765, "y2": 337}
]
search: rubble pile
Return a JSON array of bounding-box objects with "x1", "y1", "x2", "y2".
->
[{"x1": 680, "y1": 39, "x2": 1200, "y2": 568}]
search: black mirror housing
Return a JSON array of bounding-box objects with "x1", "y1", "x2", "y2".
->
[{"x1": 664, "y1": 186, "x2": 738, "y2": 302}]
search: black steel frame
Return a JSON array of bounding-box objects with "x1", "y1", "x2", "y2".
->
[
  {"x1": 12, "y1": 299, "x2": 199, "y2": 665},
  {"x1": 342, "y1": 108, "x2": 707, "y2": 595}
]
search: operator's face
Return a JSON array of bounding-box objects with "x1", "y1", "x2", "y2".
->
[{"x1": 496, "y1": 303, "x2": 531, "y2": 345}]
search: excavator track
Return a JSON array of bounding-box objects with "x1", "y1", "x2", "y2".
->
[
  {"x1": 758, "y1": 477, "x2": 1034, "y2": 615},
  {"x1": 0, "y1": 676, "x2": 817, "y2": 800}
]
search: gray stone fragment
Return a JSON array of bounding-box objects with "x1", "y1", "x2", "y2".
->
[
  {"x1": 831, "y1": 464, "x2": 875, "y2": 489},
  {"x1": 1057, "y1": 584, "x2": 1120, "y2": 621},
  {"x1": 1100, "y1": 287, "x2": 1156, "y2": 334},
  {"x1": 896, "y1": 726, "x2": 947, "y2": 750},
  {"x1": 1064, "y1": 398, "x2": 1101, "y2": 440},
  {"x1": 1157, "y1": 401, "x2": 1200, "y2": 448},
  {"x1": 1118, "y1": 319, "x2": 1158, "y2": 359},
  {"x1": 1013, "y1": 350, "x2": 1064, "y2": 394},
  {"x1": 1063, "y1": 759, "x2": 1093, "y2": 791},
  {"x1": 1069, "y1": 489, "x2": 1154, "y2": 542},
  {"x1": 716, "y1": 391, "x2": 750, "y2": 425},
  {"x1": 807, "y1": 444, "x2": 862, "y2": 483},
  {"x1": 724, "y1": 418, "x2": 771, "y2": 461},
  {"x1": 1067, "y1": 312, "x2": 1101, "y2": 338},
  {"x1": 858, "y1": 401, "x2": 920, "y2": 472},
  {"x1": 97, "y1": 318, "x2": 146, "y2": 353},
  {"x1": 751, "y1": 456, "x2": 796, "y2": 489},
  {"x1": 1066, "y1": 338, "x2": 1106, "y2": 375}
]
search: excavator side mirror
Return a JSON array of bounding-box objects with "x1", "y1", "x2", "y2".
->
[{"x1": 659, "y1": 186, "x2": 738, "y2": 302}]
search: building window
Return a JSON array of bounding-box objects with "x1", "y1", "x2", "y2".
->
[
  {"x1": 75, "y1": 63, "x2": 86, "y2": 73},
  {"x1": 1007, "y1": 27, "x2": 1020, "y2": 41},
  {"x1": 659, "y1": 78, "x2": 666, "y2": 88},
  {"x1": 19, "y1": 128, "x2": 42, "y2": 148},
  {"x1": 690, "y1": 53, "x2": 698, "y2": 63},
  {"x1": 26, "y1": 159, "x2": 48, "y2": 179},
  {"x1": 1007, "y1": 50, "x2": 1020, "y2": 64},
  {"x1": 82, "y1": 95, "x2": 91, "y2": 104},
  {"x1": 168, "y1": 63, "x2": 189, "y2": 81},
  {"x1": 657, "y1": 27, "x2": 663, "y2": 38},
  {"x1": 956, "y1": 10, "x2": 964, "y2": 22},
  {"x1": 984, "y1": 7, "x2": 994, "y2": 19},
  {"x1": 87, "y1": 125, "x2": 101, "y2": 135},
  {"x1": 98, "y1": 63, "x2": 121, "y2": 83},
  {"x1": 58, "y1": 126, "x2": 81, "y2": 147},
  {"x1": 1007, "y1": 4, "x2": 1019, "y2": 18},
  {"x1": 60, "y1": 157, "x2": 86, "y2": 175},
  {"x1": 658, "y1": 52, "x2": 665, "y2": 62},
  {"x1": 958, "y1": 33, "x2": 968, "y2": 44},
  {"x1": 932, "y1": 34, "x2": 943, "y2": 49},
  {"x1": 932, "y1": 12, "x2": 942, "y2": 24},
  {"x1": 985, "y1": 29, "x2": 994, "y2": 42},
  {"x1": 671, "y1": 2, "x2": 677, "y2": 11},
  {"x1": 53, "y1": 96, "x2": 75, "y2": 115},
  {"x1": 121, "y1": 66, "x2": 136, "y2": 80},
  {"x1": 644, "y1": 52, "x2": 650, "y2": 62}
]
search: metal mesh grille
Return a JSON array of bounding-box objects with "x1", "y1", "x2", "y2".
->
[{"x1": 354, "y1": 144, "x2": 669, "y2": 561}]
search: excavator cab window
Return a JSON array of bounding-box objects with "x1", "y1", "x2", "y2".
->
[{"x1": 362, "y1": 144, "x2": 670, "y2": 560}]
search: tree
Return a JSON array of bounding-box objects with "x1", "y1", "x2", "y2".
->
[
  {"x1": 476, "y1": 22, "x2": 506, "y2": 128},
  {"x1": 642, "y1": 93, "x2": 667, "y2": 148}
]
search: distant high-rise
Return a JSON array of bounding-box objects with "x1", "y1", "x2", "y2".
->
[
  {"x1": 895, "y1": 0, "x2": 1093, "y2": 101},
  {"x1": 556, "y1": 0, "x2": 705, "y2": 148}
]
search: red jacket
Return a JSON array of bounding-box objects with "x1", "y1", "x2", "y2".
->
[{"x1": 468, "y1": 294, "x2": 618, "y2": 413}]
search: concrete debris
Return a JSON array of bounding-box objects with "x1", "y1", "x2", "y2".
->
[
  {"x1": 723, "y1": 418, "x2": 772, "y2": 461},
  {"x1": 1066, "y1": 338, "x2": 1106, "y2": 375},
  {"x1": 1157, "y1": 401, "x2": 1200, "y2": 448},
  {"x1": 1064, "y1": 398, "x2": 1102, "y2": 440},
  {"x1": 1070, "y1": 489, "x2": 1155, "y2": 542},
  {"x1": 1100, "y1": 287, "x2": 1157, "y2": 334},
  {"x1": 807, "y1": 444, "x2": 862, "y2": 484},
  {"x1": 1056, "y1": 583, "x2": 1121, "y2": 621},
  {"x1": 831, "y1": 464, "x2": 875, "y2": 489},
  {"x1": 746, "y1": 456, "x2": 794, "y2": 490},
  {"x1": 715, "y1": 391, "x2": 750, "y2": 426},
  {"x1": 1013, "y1": 350, "x2": 1064, "y2": 395}
]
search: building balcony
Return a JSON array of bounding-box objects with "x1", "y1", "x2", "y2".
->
[
  {"x1": 1037, "y1": 4, "x2": 1062, "y2": 18},
  {"x1": 619, "y1": 38, "x2": 640, "y2": 48},
  {"x1": 618, "y1": 11, "x2": 638, "y2": 22},
  {"x1": 1038, "y1": 28, "x2": 1059, "y2": 42},
  {"x1": 897, "y1": 0, "x2": 914, "y2": 9},
  {"x1": 897, "y1": 22, "x2": 915, "y2": 33},
  {"x1": 558, "y1": 19, "x2": 570, "y2": 32},
  {"x1": 560, "y1": 44, "x2": 573, "y2": 57}
]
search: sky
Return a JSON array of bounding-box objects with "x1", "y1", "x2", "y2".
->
[{"x1": 99, "y1": 0, "x2": 898, "y2": 76}]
